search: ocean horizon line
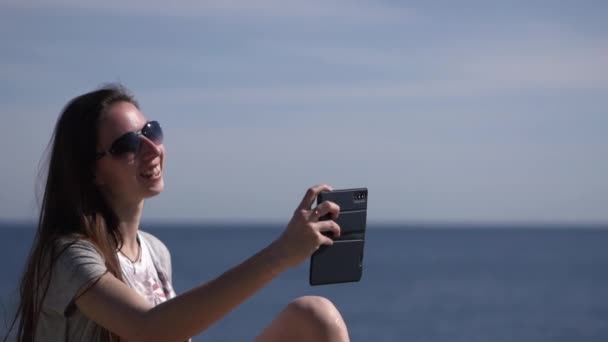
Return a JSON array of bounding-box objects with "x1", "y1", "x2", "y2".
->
[{"x1": 1, "y1": 219, "x2": 607, "y2": 230}]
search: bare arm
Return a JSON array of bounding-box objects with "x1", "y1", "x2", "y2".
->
[
  {"x1": 78, "y1": 241, "x2": 287, "y2": 341},
  {"x1": 76, "y1": 184, "x2": 341, "y2": 342}
]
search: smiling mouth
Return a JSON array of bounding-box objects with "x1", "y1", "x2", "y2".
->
[{"x1": 140, "y1": 165, "x2": 161, "y2": 179}]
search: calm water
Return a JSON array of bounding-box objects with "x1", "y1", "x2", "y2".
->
[{"x1": 1, "y1": 223, "x2": 608, "y2": 341}]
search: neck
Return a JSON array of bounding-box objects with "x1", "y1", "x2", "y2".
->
[{"x1": 109, "y1": 197, "x2": 145, "y2": 252}]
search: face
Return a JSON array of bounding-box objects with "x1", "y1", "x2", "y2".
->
[{"x1": 94, "y1": 101, "x2": 165, "y2": 205}]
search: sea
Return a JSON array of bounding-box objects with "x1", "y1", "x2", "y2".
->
[{"x1": 1, "y1": 222, "x2": 607, "y2": 342}]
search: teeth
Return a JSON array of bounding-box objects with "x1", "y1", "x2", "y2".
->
[{"x1": 141, "y1": 165, "x2": 161, "y2": 178}]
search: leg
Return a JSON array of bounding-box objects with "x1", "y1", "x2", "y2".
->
[{"x1": 255, "y1": 296, "x2": 350, "y2": 342}]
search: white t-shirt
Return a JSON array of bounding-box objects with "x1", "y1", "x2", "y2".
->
[{"x1": 118, "y1": 232, "x2": 176, "y2": 305}]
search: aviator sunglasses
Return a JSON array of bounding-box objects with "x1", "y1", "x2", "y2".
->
[{"x1": 95, "y1": 121, "x2": 163, "y2": 159}]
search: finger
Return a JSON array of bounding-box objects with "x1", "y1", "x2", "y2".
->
[
  {"x1": 312, "y1": 200, "x2": 340, "y2": 221},
  {"x1": 318, "y1": 235, "x2": 334, "y2": 247},
  {"x1": 297, "y1": 184, "x2": 333, "y2": 210},
  {"x1": 316, "y1": 220, "x2": 341, "y2": 239},
  {"x1": 309, "y1": 207, "x2": 322, "y2": 222}
]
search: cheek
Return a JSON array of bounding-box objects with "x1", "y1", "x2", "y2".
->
[{"x1": 96, "y1": 161, "x2": 135, "y2": 187}]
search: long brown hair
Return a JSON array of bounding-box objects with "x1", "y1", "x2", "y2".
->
[{"x1": 5, "y1": 84, "x2": 139, "y2": 341}]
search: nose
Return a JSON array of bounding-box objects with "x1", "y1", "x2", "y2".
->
[{"x1": 139, "y1": 135, "x2": 162, "y2": 159}]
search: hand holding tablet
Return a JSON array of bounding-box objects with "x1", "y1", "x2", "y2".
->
[{"x1": 309, "y1": 188, "x2": 368, "y2": 286}]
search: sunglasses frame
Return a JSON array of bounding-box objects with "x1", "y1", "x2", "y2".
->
[{"x1": 95, "y1": 121, "x2": 163, "y2": 160}]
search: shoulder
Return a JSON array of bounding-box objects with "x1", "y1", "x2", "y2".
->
[
  {"x1": 44, "y1": 236, "x2": 108, "y2": 314},
  {"x1": 54, "y1": 236, "x2": 105, "y2": 264},
  {"x1": 51, "y1": 236, "x2": 107, "y2": 284}
]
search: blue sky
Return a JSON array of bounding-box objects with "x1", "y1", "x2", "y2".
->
[{"x1": 1, "y1": 1, "x2": 607, "y2": 224}]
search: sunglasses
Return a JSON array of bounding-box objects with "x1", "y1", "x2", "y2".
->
[{"x1": 96, "y1": 121, "x2": 163, "y2": 159}]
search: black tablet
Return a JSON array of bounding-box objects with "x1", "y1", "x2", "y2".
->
[{"x1": 309, "y1": 188, "x2": 368, "y2": 286}]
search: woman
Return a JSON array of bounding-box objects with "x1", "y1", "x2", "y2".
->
[{"x1": 6, "y1": 84, "x2": 349, "y2": 341}]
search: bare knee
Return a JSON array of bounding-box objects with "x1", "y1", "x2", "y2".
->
[
  {"x1": 285, "y1": 296, "x2": 349, "y2": 341},
  {"x1": 255, "y1": 296, "x2": 350, "y2": 342}
]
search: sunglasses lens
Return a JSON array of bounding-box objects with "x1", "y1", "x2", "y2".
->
[
  {"x1": 110, "y1": 132, "x2": 140, "y2": 156},
  {"x1": 104, "y1": 121, "x2": 163, "y2": 158},
  {"x1": 143, "y1": 121, "x2": 163, "y2": 144}
]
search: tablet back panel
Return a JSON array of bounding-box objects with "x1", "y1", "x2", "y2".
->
[{"x1": 310, "y1": 188, "x2": 368, "y2": 286}]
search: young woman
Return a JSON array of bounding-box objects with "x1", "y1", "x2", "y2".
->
[{"x1": 6, "y1": 84, "x2": 349, "y2": 341}]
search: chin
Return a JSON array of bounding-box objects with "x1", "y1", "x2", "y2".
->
[{"x1": 142, "y1": 179, "x2": 165, "y2": 198}]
